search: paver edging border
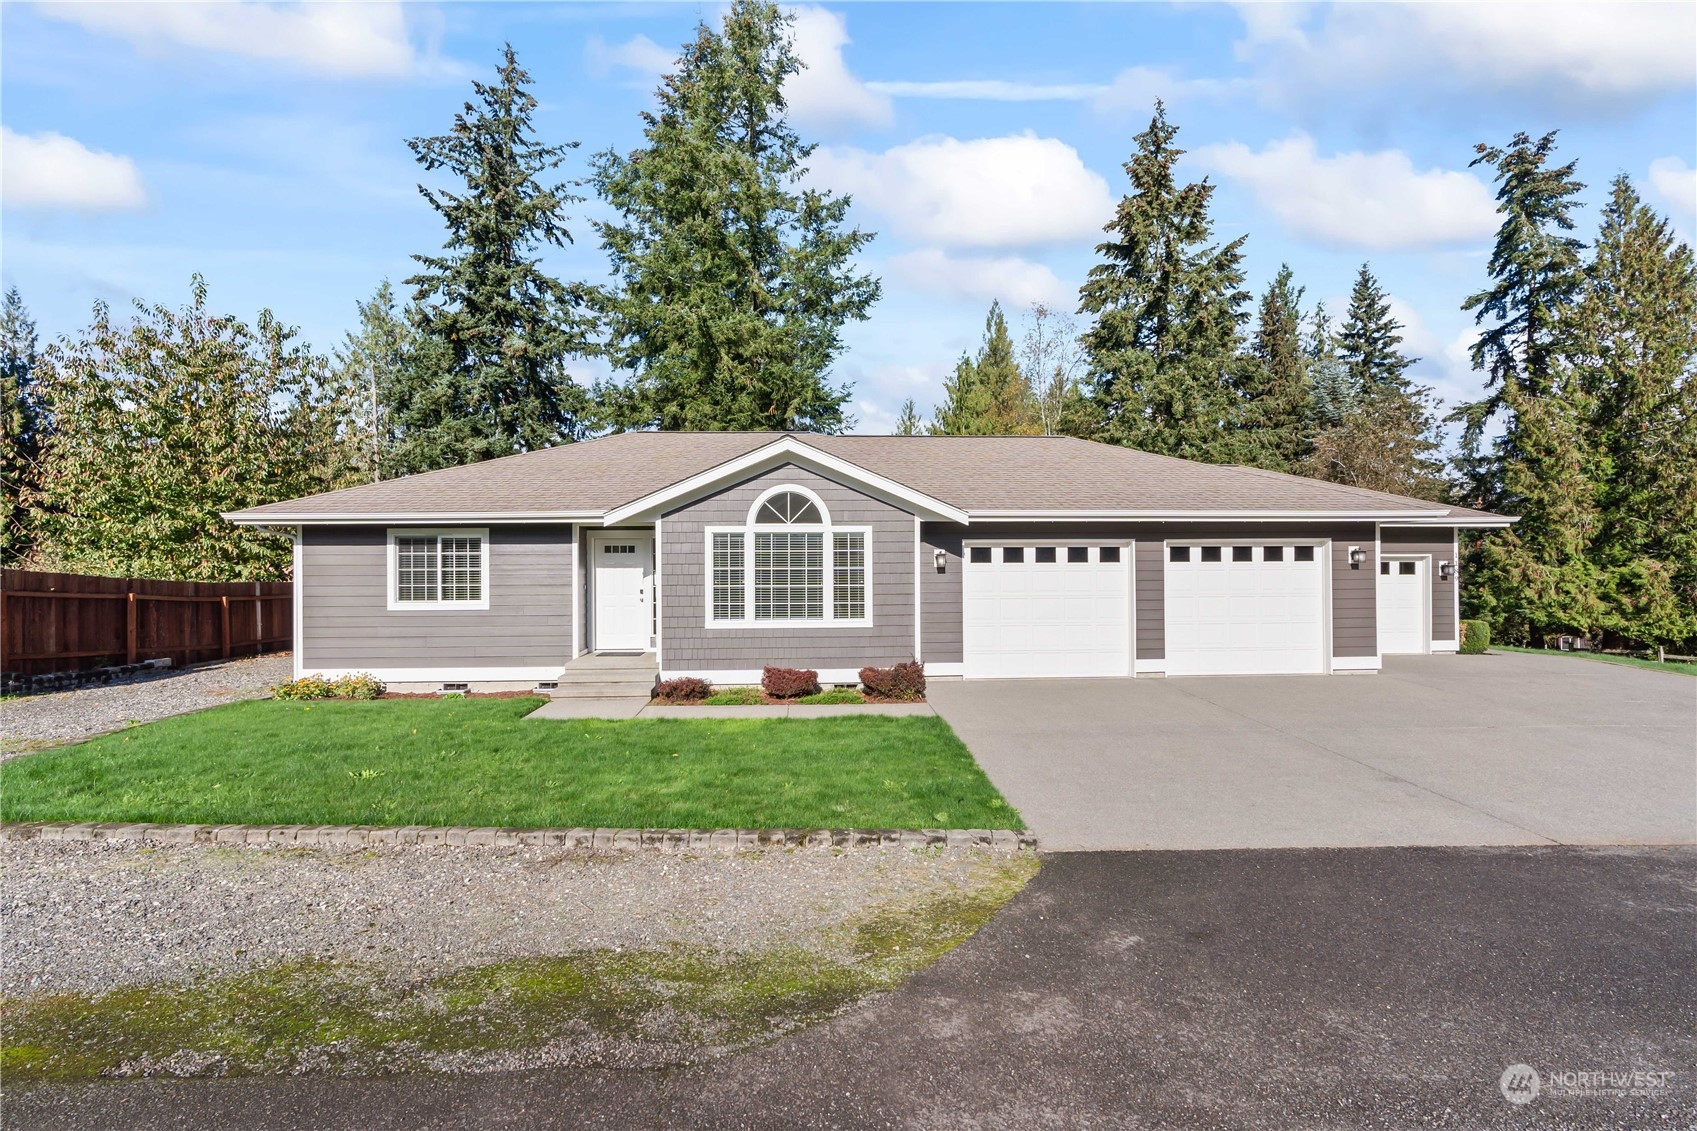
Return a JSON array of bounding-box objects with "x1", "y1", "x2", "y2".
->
[{"x1": 0, "y1": 820, "x2": 1036, "y2": 853}]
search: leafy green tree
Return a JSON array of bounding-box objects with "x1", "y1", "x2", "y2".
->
[
  {"x1": 1078, "y1": 102, "x2": 1251, "y2": 462},
  {"x1": 1018, "y1": 302, "x2": 1087, "y2": 436},
  {"x1": 1, "y1": 288, "x2": 45, "y2": 565},
  {"x1": 403, "y1": 45, "x2": 592, "y2": 469},
  {"x1": 894, "y1": 398, "x2": 922, "y2": 436},
  {"x1": 1236, "y1": 264, "x2": 1312, "y2": 470},
  {"x1": 931, "y1": 301, "x2": 1040, "y2": 435},
  {"x1": 591, "y1": 0, "x2": 878, "y2": 432},
  {"x1": 1451, "y1": 130, "x2": 1586, "y2": 509},
  {"x1": 28, "y1": 277, "x2": 357, "y2": 581}
]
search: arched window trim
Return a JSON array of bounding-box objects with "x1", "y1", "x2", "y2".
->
[{"x1": 746, "y1": 484, "x2": 830, "y2": 529}]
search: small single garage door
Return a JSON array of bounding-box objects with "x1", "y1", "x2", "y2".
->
[
  {"x1": 1165, "y1": 543, "x2": 1326, "y2": 676},
  {"x1": 962, "y1": 543, "x2": 1130, "y2": 678}
]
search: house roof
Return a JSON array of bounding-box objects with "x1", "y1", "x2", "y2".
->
[{"x1": 224, "y1": 432, "x2": 1515, "y2": 526}]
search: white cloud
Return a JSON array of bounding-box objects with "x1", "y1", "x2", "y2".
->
[
  {"x1": 887, "y1": 249, "x2": 1071, "y2": 310},
  {"x1": 809, "y1": 134, "x2": 1113, "y2": 250},
  {"x1": 38, "y1": 1, "x2": 424, "y2": 78},
  {"x1": 583, "y1": 34, "x2": 674, "y2": 81},
  {"x1": 1192, "y1": 134, "x2": 1499, "y2": 251},
  {"x1": 868, "y1": 79, "x2": 1105, "y2": 102},
  {"x1": 1649, "y1": 157, "x2": 1697, "y2": 225},
  {"x1": 1240, "y1": 2, "x2": 1695, "y2": 106},
  {"x1": 785, "y1": 6, "x2": 891, "y2": 132},
  {"x1": 1093, "y1": 66, "x2": 1247, "y2": 115},
  {"x1": 1, "y1": 127, "x2": 147, "y2": 212}
]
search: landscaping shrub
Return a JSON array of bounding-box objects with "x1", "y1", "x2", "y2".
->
[
  {"x1": 860, "y1": 661, "x2": 926, "y2": 701},
  {"x1": 703, "y1": 687, "x2": 763, "y2": 706},
  {"x1": 1460, "y1": 619, "x2": 1491, "y2": 655},
  {"x1": 761, "y1": 666, "x2": 820, "y2": 699},
  {"x1": 273, "y1": 675, "x2": 336, "y2": 701},
  {"x1": 653, "y1": 677, "x2": 712, "y2": 703},
  {"x1": 332, "y1": 673, "x2": 386, "y2": 700},
  {"x1": 798, "y1": 688, "x2": 865, "y2": 705}
]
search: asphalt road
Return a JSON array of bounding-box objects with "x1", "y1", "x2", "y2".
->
[{"x1": 12, "y1": 846, "x2": 1696, "y2": 1130}]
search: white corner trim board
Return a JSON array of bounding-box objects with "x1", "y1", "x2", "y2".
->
[
  {"x1": 1330, "y1": 655, "x2": 1381, "y2": 672},
  {"x1": 301, "y1": 667, "x2": 566, "y2": 684},
  {"x1": 1431, "y1": 639, "x2": 1460, "y2": 653}
]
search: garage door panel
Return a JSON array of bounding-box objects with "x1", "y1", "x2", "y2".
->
[
  {"x1": 1166, "y1": 545, "x2": 1326, "y2": 676},
  {"x1": 963, "y1": 544, "x2": 1131, "y2": 678}
]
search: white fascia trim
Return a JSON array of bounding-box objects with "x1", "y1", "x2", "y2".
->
[
  {"x1": 661, "y1": 667, "x2": 866, "y2": 685},
  {"x1": 1380, "y1": 517, "x2": 1518, "y2": 528},
  {"x1": 300, "y1": 666, "x2": 565, "y2": 683},
  {"x1": 1134, "y1": 659, "x2": 1167, "y2": 674},
  {"x1": 226, "y1": 513, "x2": 590, "y2": 525},
  {"x1": 1330, "y1": 655, "x2": 1381, "y2": 672},
  {"x1": 1432, "y1": 639, "x2": 1460, "y2": 653},
  {"x1": 966, "y1": 509, "x2": 1451, "y2": 521},
  {"x1": 603, "y1": 436, "x2": 970, "y2": 526}
]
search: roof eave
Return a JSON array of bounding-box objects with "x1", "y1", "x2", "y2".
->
[{"x1": 222, "y1": 511, "x2": 595, "y2": 525}]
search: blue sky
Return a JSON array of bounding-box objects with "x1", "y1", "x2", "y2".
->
[{"x1": 4, "y1": 1, "x2": 1694, "y2": 438}]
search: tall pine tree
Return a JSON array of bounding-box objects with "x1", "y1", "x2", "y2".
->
[
  {"x1": 1236, "y1": 264, "x2": 1311, "y2": 470},
  {"x1": 591, "y1": 0, "x2": 878, "y2": 433},
  {"x1": 401, "y1": 45, "x2": 592, "y2": 470},
  {"x1": 1337, "y1": 264, "x2": 1416, "y2": 393},
  {"x1": 1304, "y1": 303, "x2": 1357, "y2": 426},
  {"x1": 1078, "y1": 102, "x2": 1251, "y2": 462},
  {"x1": 1, "y1": 288, "x2": 44, "y2": 565},
  {"x1": 894, "y1": 398, "x2": 923, "y2": 436},
  {"x1": 930, "y1": 301, "x2": 1040, "y2": 435}
]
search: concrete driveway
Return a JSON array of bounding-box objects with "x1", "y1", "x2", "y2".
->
[{"x1": 929, "y1": 651, "x2": 1697, "y2": 851}]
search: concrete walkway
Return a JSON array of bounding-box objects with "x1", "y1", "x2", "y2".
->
[
  {"x1": 528, "y1": 699, "x2": 935, "y2": 720},
  {"x1": 928, "y1": 651, "x2": 1697, "y2": 851}
]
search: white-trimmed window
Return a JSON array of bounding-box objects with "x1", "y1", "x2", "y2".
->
[
  {"x1": 705, "y1": 487, "x2": 871, "y2": 627},
  {"x1": 388, "y1": 529, "x2": 490, "y2": 610}
]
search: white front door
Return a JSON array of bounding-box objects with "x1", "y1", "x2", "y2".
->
[
  {"x1": 1377, "y1": 556, "x2": 1429, "y2": 654},
  {"x1": 1164, "y1": 542, "x2": 1327, "y2": 676},
  {"x1": 592, "y1": 534, "x2": 653, "y2": 651},
  {"x1": 962, "y1": 543, "x2": 1131, "y2": 678}
]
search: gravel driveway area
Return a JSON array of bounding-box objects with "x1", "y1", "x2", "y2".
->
[
  {"x1": 2, "y1": 839, "x2": 1013, "y2": 997},
  {"x1": 0, "y1": 653, "x2": 291, "y2": 759}
]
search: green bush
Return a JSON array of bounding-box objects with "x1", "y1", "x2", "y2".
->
[
  {"x1": 1460, "y1": 619, "x2": 1491, "y2": 654},
  {"x1": 273, "y1": 673, "x2": 386, "y2": 701},
  {"x1": 333, "y1": 673, "x2": 386, "y2": 700},
  {"x1": 702, "y1": 687, "x2": 763, "y2": 706},
  {"x1": 797, "y1": 688, "x2": 865, "y2": 705}
]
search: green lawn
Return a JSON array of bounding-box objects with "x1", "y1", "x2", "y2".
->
[
  {"x1": 0, "y1": 698, "x2": 1019, "y2": 830},
  {"x1": 1493, "y1": 644, "x2": 1697, "y2": 677}
]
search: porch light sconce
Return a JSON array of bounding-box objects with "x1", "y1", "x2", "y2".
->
[
  {"x1": 1439, "y1": 560, "x2": 1456, "y2": 582},
  {"x1": 1348, "y1": 546, "x2": 1367, "y2": 569},
  {"x1": 934, "y1": 548, "x2": 948, "y2": 572}
]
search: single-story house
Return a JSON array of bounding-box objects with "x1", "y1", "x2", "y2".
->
[{"x1": 225, "y1": 432, "x2": 1513, "y2": 689}]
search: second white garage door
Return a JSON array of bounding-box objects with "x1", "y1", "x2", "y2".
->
[
  {"x1": 1165, "y1": 543, "x2": 1326, "y2": 676},
  {"x1": 962, "y1": 543, "x2": 1131, "y2": 678}
]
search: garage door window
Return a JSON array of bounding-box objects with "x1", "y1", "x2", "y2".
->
[
  {"x1": 1233, "y1": 546, "x2": 1254, "y2": 562},
  {"x1": 1069, "y1": 547, "x2": 1090, "y2": 563},
  {"x1": 1003, "y1": 547, "x2": 1024, "y2": 563},
  {"x1": 970, "y1": 546, "x2": 991, "y2": 563},
  {"x1": 1035, "y1": 547, "x2": 1057, "y2": 563},
  {"x1": 1264, "y1": 546, "x2": 1284, "y2": 561},
  {"x1": 1201, "y1": 546, "x2": 1222, "y2": 562}
]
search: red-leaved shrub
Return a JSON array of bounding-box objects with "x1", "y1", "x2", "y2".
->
[
  {"x1": 653, "y1": 677, "x2": 712, "y2": 703},
  {"x1": 761, "y1": 665, "x2": 820, "y2": 699},
  {"x1": 859, "y1": 661, "x2": 926, "y2": 701}
]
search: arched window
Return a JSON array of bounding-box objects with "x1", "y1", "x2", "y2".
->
[{"x1": 708, "y1": 485, "x2": 869, "y2": 626}]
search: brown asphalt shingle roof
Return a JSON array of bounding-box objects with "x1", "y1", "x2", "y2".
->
[{"x1": 226, "y1": 432, "x2": 1512, "y2": 523}]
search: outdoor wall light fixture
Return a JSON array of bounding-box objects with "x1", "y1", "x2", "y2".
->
[
  {"x1": 1439, "y1": 560, "x2": 1456, "y2": 581},
  {"x1": 934, "y1": 548, "x2": 948, "y2": 572},
  {"x1": 1348, "y1": 546, "x2": 1367, "y2": 568}
]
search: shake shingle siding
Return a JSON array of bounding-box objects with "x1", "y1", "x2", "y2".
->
[
  {"x1": 660, "y1": 464, "x2": 916, "y2": 673},
  {"x1": 1382, "y1": 526, "x2": 1459, "y2": 642},
  {"x1": 299, "y1": 526, "x2": 573, "y2": 671}
]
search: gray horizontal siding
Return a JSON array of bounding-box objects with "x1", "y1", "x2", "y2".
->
[
  {"x1": 919, "y1": 525, "x2": 963, "y2": 664},
  {"x1": 300, "y1": 526, "x2": 573, "y2": 671},
  {"x1": 1382, "y1": 526, "x2": 1459, "y2": 642},
  {"x1": 661, "y1": 464, "x2": 915, "y2": 671},
  {"x1": 917, "y1": 520, "x2": 1378, "y2": 663}
]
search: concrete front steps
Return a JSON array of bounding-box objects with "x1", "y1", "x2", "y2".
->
[{"x1": 547, "y1": 651, "x2": 657, "y2": 701}]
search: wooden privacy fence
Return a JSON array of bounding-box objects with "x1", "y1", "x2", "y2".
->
[{"x1": 0, "y1": 570, "x2": 292, "y2": 676}]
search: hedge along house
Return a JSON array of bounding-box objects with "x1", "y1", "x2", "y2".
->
[{"x1": 224, "y1": 432, "x2": 1514, "y2": 691}]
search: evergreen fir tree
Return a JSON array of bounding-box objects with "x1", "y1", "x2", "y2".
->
[
  {"x1": 894, "y1": 398, "x2": 922, "y2": 436},
  {"x1": 1236, "y1": 264, "x2": 1311, "y2": 470},
  {"x1": 1570, "y1": 176, "x2": 1697, "y2": 646},
  {"x1": 1, "y1": 288, "x2": 44, "y2": 564},
  {"x1": 1078, "y1": 102, "x2": 1251, "y2": 462},
  {"x1": 1304, "y1": 303, "x2": 1358, "y2": 426},
  {"x1": 403, "y1": 45, "x2": 592, "y2": 469},
  {"x1": 591, "y1": 0, "x2": 878, "y2": 433},
  {"x1": 930, "y1": 301, "x2": 1040, "y2": 435},
  {"x1": 1338, "y1": 263, "x2": 1416, "y2": 393}
]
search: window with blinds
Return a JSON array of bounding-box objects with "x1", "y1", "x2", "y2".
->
[
  {"x1": 393, "y1": 534, "x2": 483, "y2": 605},
  {"x1": 711, "y1": 532, "x2": 745, "y2": 620},
  {"x1": 833, "y1": 531, "x2": 865, "y2": 620},
  {"x1": 754, "y1": 531, "x2": 824, "y2": 620}
]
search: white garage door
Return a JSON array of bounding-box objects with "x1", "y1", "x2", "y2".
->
[
  {"x1": 962, "y1": 543, "x2": 1131, "y2": 678},
  {"x1": 1377, "y1": 557, "x2": 1429, "y2": 654},
  {"x1": 1165, "y1": 543, "x2": 1326, "y2": 676}
]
